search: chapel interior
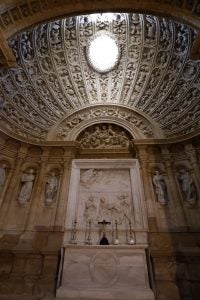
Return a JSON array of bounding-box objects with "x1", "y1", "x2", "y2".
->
[{"x1": 0, "y1": 1, "x2": 200, "y2": 300}]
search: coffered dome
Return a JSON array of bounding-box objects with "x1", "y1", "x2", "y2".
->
[{"x1": 0, "y1": 13, "x2": 199, "y2": 142}]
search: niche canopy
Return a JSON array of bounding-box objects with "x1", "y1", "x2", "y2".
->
[{"x1": 86, "y1": 31, "x2": 120, "y2": 73}]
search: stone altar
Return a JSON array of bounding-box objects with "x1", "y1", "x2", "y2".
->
[
  {"x1": 56, "y1": 245, "x2": 155, "y2": 300},
  {"x1": 56, "y1": 159, "x2": 154, "y2": 300}
]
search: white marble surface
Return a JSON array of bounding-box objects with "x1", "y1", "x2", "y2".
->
[
  {"x1": 56, "y1": 245, "x2": 155, "y2": 300},
  {"x1": 64, "y1": 159, "x2": 148, "y2": 245}
]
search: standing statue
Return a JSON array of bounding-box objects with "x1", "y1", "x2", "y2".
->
[
  {"x1": 0, "y1": 163, "x2": 7, "y2": 190},
  {"x1": 45, "y1": 172, "x2": 59, "y2": 205},
  {"x1": 152, "y1": 170, "x2": 168, "y2": 205},
  {"x1": 178, "y1": 169, "x2": 197, "y2": 205},
  {"x1": 18, "y1": 169, "x2": 35, "y2": 204}
]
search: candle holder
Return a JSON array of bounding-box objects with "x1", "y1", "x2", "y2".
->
[
  {"x1": 114, "y1": 220, "x2": 119, "y2": 245},
  {"x1": 85, "y1": 219, "x2": 92, "y2": 245},
  {"x1": 128, "y1": 221, "x2": 135, "y2": 245},
  {"x1": 70, "y1": 219, "x2": 77, "y2": 244}
]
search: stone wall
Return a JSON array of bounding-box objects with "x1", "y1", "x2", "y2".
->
[
  {"x1": 0, "y1": 133, "x2": 199, "y2": 299},
  {"x1": 137, "y1": 141, "x2": 200, "y2": 300}
]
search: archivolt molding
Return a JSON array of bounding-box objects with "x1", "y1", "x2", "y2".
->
[{"x1": 49, "y1": 105, "x2": 164, "y2": 141}]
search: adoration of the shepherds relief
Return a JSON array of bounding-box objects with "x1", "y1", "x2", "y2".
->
[
  {"x1": 78, "y1": 168, "x2": 134, "y2": 226},
  {"x1": 77, "y1": 124, "x2": 131, "y2": 149}
]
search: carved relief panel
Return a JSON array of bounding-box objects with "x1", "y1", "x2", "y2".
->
[{"x1": 64, "y1": 159, "x2": 148, "y2": 245}]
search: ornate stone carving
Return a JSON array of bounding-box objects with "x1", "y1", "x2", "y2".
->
[
  {"x1": 0, "y1": 13, "x2": 198, "y2": 141},
  {"x1": 152, "y1": 170, "x2": 168, "y2": 205},
  {"x1": 45, "y1": 171, "x2": 59, "y2": 205},
  {"x1": 177, "y1": 168, "x2": 197, "y2": 205},
  {"x1": 55, "y1": 105, "x2": 157, "y2": 140},
  {"x1": 17, "y1": 169, "x2": 35, "y2": 204},
  {"x1": 78, "y1": 124, "x2": 130, "y2": 149},
  {"x1": 80, "y1": 168, "x2": 134, "y2": 224}
]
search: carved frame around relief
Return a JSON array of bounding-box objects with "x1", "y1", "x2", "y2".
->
[{"x1": 64, "y1": 159, "x2": 148, "y2": 236}]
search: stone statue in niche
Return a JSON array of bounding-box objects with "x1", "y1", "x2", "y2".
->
[
  {"x1": 78, "y1": 124, "x2": 130, "y2": 149},
  {"x1": 18, "y1": 169, "x2": 35, "y2": 204},
  {"x1": 0, "y1": 163, "x2": 7, "y2": 191},
  {"x1": 152, "y1": 170, "x2": 168, "y2": 205},
  {"x1": 178, "y1": 169, "x2": 197, "y2": 205},
  {"x1": 45, "y1": 172, "x2": 59, "y2": 205}
]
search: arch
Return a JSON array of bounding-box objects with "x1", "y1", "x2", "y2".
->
[
  {"x1": 71, "y1": 118, "x2": 144, "y2": 140},
  {"x1": 48, "y1": 105, "x2": 164, "y2": 141}
]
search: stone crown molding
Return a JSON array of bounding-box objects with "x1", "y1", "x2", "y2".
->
[{"x1": 48, "y1": 104, "x2": 164, "y2": 141}]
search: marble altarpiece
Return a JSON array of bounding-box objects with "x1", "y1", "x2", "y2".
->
[{"x1": 57, "y1": 159, "x2": 154, "y2": 300}]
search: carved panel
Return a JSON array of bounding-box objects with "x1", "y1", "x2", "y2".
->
[
  {"x1": 64, "y1": 159, "x2": 148, "y2": 245},
  {"x1": 54, "y1": 105, "x2": 159, "y2": 141},
  {"x1": 77, "y1": 124, "x2": 131, "y2": 149}
]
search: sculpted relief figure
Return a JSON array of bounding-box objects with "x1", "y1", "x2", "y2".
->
[
  {"x1": 84, "y1": 196, "x2": 97, "y2": 222},
  {"x1": 178, "y1": 169, "x2": 197, "y2": 205},
  {"x1": 18, "y1": 169, "x2": 35, "y2": 204},
  {"x1": 152, "y1": 170, "x2": 168, "y2": 205},
  {"x1": 45, "y1": 172, "x2": 59, "y2": 205},
  {"x1": 79, "y1": 124, "x2": 130, "y2": 149},
  {"x1": 118, "y1": 194, "x2": 133, "y2": 222}
]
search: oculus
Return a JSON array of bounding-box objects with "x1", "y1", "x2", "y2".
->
[{"x1": 86, "y1": 32, "x2": 120, "y2": 73}]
